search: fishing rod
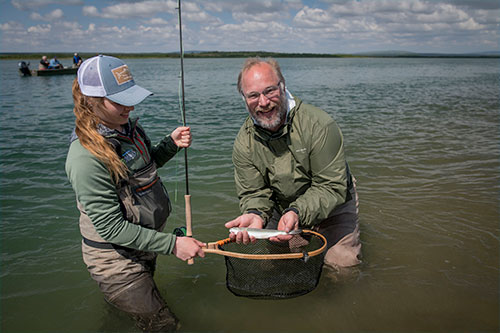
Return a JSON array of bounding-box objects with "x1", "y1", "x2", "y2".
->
[{"x1": 177, "y1": 0, "x2": 194, "y2": 265}]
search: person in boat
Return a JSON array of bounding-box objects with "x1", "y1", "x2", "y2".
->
[
  {"x1": 225, "y1": 57, "x2": 361, "y2": 269},
  {"x1": 72, "y1": 52, "x2": 82, "y2": 68},
  {"x1": 48, "y1": 56, "x2": 63, "y2": 69},
  {"x1": 39, "y1": 55, "x2": 49, "y2": 69},
  {"x1": 66, "y1": 55, "x2": 205, "y2": 331},
  {"x1": 18, "y1": 61, "x2": 31, "y2": 76}
]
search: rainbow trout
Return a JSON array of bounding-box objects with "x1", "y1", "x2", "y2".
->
[{"x1": 229, "y1": 227, "x2": 301, "y2": 239}]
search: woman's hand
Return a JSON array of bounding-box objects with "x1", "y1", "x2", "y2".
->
[
  {"x1": 171, "y1": 126, "x2": 192, "y2": 148},
  {"x1": 172, "y1": 236, "x2": 205, "y2": 261}
]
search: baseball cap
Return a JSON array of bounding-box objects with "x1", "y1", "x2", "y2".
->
[{"x1": 77, "y1": 55, "x2": 152, "y2": 106}]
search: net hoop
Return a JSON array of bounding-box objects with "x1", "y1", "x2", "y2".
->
[{"x1": 203, "y1": 229, "x2": 326, "y2": 260}]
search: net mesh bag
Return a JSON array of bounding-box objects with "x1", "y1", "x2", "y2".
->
[{"x1": 216, "y1": 230, "x2": 326, "y2": 299}]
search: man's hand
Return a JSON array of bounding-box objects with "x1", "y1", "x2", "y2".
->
[
  {"x1": 225, "y1": 213, "x2": 264, "y2": 244},
  {"x1": 172, "y1": 236, "x2": 206, "y2": 261},
  {"x1": 270, "y1": 210, "x2": 299, "y2": 242}
]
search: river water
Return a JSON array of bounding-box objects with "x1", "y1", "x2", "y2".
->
[{"x1": 1, "y1": 57, "x2": 499, "y2": 332}]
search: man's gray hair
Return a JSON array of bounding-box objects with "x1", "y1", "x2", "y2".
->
[{"x1": 237, "y1": 57, "x2": 285, "y2": 94}]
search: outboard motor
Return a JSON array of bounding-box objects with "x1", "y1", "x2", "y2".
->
[{"x1": 18, "y1": 61, "x2": 31, "y2": 76}]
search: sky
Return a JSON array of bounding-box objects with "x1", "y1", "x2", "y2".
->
[{"x1": 0, "y1": 0, "x2": 499, "y2": 54}]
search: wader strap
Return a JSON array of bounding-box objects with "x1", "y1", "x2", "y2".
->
[
  {"x1": 345, "y1": 163, "x2": 354, "y2": 202},
  {"x1": 346, "y1": 162, "x2": 354, "y2": 191},
  {"x1": 83, "y1": 237, "x2": 128, "y2": 250}
]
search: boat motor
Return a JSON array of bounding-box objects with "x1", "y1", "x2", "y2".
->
[{"x1": 18, "y1": 61, "x2": 32, "y2": 76}]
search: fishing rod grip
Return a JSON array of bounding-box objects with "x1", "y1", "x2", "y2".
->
[{"x1": 185, "y1": 194, "x2": 194, "y2": 265}]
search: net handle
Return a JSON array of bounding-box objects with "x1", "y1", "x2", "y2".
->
[{"x1": 202, "y1": 230, "x2": 327, "y2": 260}]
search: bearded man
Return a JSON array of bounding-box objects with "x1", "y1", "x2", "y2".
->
[{"x1": 225, "y1": 57, "x2": 361, "y2": 269}]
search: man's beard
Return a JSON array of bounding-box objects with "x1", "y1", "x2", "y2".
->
[{"x1": 248, "y1": 93, "x2": 287, "y2": 131}]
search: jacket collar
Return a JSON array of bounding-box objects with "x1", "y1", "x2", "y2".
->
[
  {"x1": 70, "y1": 117, "x2": 139, "y2": 142},
  {"x1": 97, "y1": 117, "x2": 139, "y2": 138}
]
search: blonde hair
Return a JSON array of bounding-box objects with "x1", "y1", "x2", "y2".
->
[
  {"x1": 237, "y1": 57, "x2": 285, "y2": 94},
  {"x1": 72, "y1": 78, "x2": 128, "y2": 183}
]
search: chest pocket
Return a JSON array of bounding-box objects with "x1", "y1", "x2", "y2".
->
[{"x1": 117, "y1": 161, "x2": 171, "y2": 231}]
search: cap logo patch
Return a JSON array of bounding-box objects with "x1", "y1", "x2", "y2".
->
[{"x1": 111, "y1": 65, "x2": 133, "y2": 85}]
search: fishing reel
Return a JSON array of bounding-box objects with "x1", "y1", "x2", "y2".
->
[{"x1": 173, "y1": 226, "x2": 187, "y2": 237}]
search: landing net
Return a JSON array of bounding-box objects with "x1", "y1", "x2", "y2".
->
[{"x1": 206, "y1": 230, "x2": 327, "y2": 299}]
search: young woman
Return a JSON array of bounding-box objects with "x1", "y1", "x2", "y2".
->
[{"x1": 65, "y1": 55, "x2": 205, "y2": 331}]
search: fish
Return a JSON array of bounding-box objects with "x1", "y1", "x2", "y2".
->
[{"x1": 229, "y1": 227, "x2": 301, "y2": 239}]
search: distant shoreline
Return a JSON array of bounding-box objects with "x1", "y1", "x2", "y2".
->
[{"x1": 1, "y1": 51, "x2": 498, "y2": 60}]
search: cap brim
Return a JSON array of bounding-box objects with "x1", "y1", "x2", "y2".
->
[{"x1": 106, "y1": 84, "x2": 153, "y2": 106}]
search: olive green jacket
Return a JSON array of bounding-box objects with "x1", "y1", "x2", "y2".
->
[{"x1": 233, "y1": 96, "x2": 348, "y2": 227}]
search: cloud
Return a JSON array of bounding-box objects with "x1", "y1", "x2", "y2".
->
[
  {"x1": 59, "y1": 20, "x2": 79, "y2": 30},
  {"x1": 11, "y1": 0, "x2": 82, "y2": 11},
  {"x1": 56, "y1": 21, "x2": 179, "y2": 53},
  {"x1": 83, "y1": 0, "x2": 177, "y2": 19},
  {"x1": 0, "y1": 21, "x2": 25, "y2": 32},
  {"x1": 199, "y1": 0, "x2": 294, "y2": 22},
  {"x1": 27, "y1": 23, "x2": 52, "y2": 34},
  {"x1": 230, "y1": 1, "x2": 290, "y2": 16},
  {"x1": 81, "y1": 0, "x2": 221, "y2": 27},
  {"x1": 282, "y1": 0, "x2": 499, "y2": 53},
  {"x1": 411, "y1": 4, "x2": 470, "y2": 24},
  {"x1": 182, "y1": 2, "x2": 223, "y2": 24},
  {"x1": 473, "y1": 9, "x2": 500, "y2": 24},
  {"x1": 145, "y1": 18, "x2": 169, "y2": 26},
  {"x1": 196, "y1": 19, "x2": 292, "y2": 52},
  {"x1": 218, "y1": 20, "x2": 287, "y2": 34},
  {"x1": 200, "y1": 0, "x2": 288, "y2": 14},
  {"x1": 444, "y1": 0, "x2": 500, "y2": 10},
  {"x1": 82, "y1": 6, "x2": 98, "y2": 17},
  {"x1": 293, "y1": 0, "x2": 494, "y2": 37},
  {"x1": 30, "y1": 8, "x2": 64, "y2": 21},
  {"x1": 293, "y1": 6, "x2": 333, "y2": 27},
  {"x1": 1, "y1": 0, "x2": 498, "y2": 54},
  {"x1": 232, "y1": 11, "x2": 290, "y2": 23}
]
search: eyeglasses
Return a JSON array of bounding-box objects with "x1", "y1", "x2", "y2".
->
[{"x1": 243, "y1": 81, "x2": 282, "y2": 103}]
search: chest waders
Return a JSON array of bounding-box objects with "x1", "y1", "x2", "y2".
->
[{"x1": 79, "y1": 130, "x2": 179, "y2": 331}]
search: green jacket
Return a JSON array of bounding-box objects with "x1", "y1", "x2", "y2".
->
[
  {"x1": 65, "y1": 118, "x2": 178, "y2": 255},
  {"x1": 233, "y1": 96, "x2": 349, "y2": 227}
]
